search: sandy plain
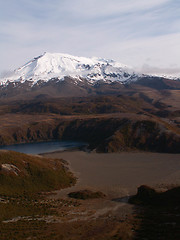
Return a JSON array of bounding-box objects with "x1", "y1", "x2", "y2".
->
[{"x1": 43, "y1": 151, "x2": 180, "y2": 198}]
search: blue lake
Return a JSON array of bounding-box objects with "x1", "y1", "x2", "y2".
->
[{"x1": 0, "y1": 141, "x2": 86, "y2": 154}]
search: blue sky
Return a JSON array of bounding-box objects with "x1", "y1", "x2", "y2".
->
[{"x1": 0, "y1": 0, "x2": 180, "y2": 76}]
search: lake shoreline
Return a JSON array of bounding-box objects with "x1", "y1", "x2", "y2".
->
[{"x1": 0, "y1": 140, "x2": 87, "y2": 155}]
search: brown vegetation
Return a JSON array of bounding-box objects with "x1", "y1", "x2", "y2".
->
[
  {"x1": 0, "y1": 92, "x2": 179, "y2": 153},
  {"x1": 0, "y1": 113, "x2": 179, "y2": 153},
  {"x1": 68, "y1": 189, "x2": 106, "y2": 200},
  {"x1": 0, "y1": 150, "x2": 76, "y2": 196},
  {"x1": 129, "y1": 185, "x2": 180, "y2": 239}
]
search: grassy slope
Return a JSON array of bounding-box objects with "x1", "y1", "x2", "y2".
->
[
  {"x1": 0, "y1": 150, "x2": 75, "y2": 196},
  {"x1": 0, "y1": 150, "x2": 78, "y2": 239}
]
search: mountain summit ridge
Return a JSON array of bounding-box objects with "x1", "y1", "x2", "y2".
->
[{"x1": 0, "y1": 52, "x2": 141, "y2": 86}]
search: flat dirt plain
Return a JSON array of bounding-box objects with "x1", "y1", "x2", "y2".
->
[{"x1": 43, "y1": 151, "x2": 180, "y2": 198}]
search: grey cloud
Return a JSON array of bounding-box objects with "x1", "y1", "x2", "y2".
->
[
  {"x1": 59, "y1": 0, "x2": 171, "y2": 19},
  {"x1": 0, "y1": 70, "x2": 14, "y2": 79},
  {"x1": 140, "y1": 64, "x2": 180, "y2": 77}
]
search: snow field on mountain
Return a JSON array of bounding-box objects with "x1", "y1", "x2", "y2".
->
[{"x1": 0, "y1": 52, "x2": 139, "y2": 86}]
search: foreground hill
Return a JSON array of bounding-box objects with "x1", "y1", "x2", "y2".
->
[
  {"x1": 129, "y1": 185, "x2": 180, "y2": 240},
  {"x1": 0, "y1": 150, "x2": 75, "y2": 196}
]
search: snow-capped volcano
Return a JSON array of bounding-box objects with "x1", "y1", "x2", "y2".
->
[{"x1": 0, "y1": 52, "x2": 139, "y2": 85}]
